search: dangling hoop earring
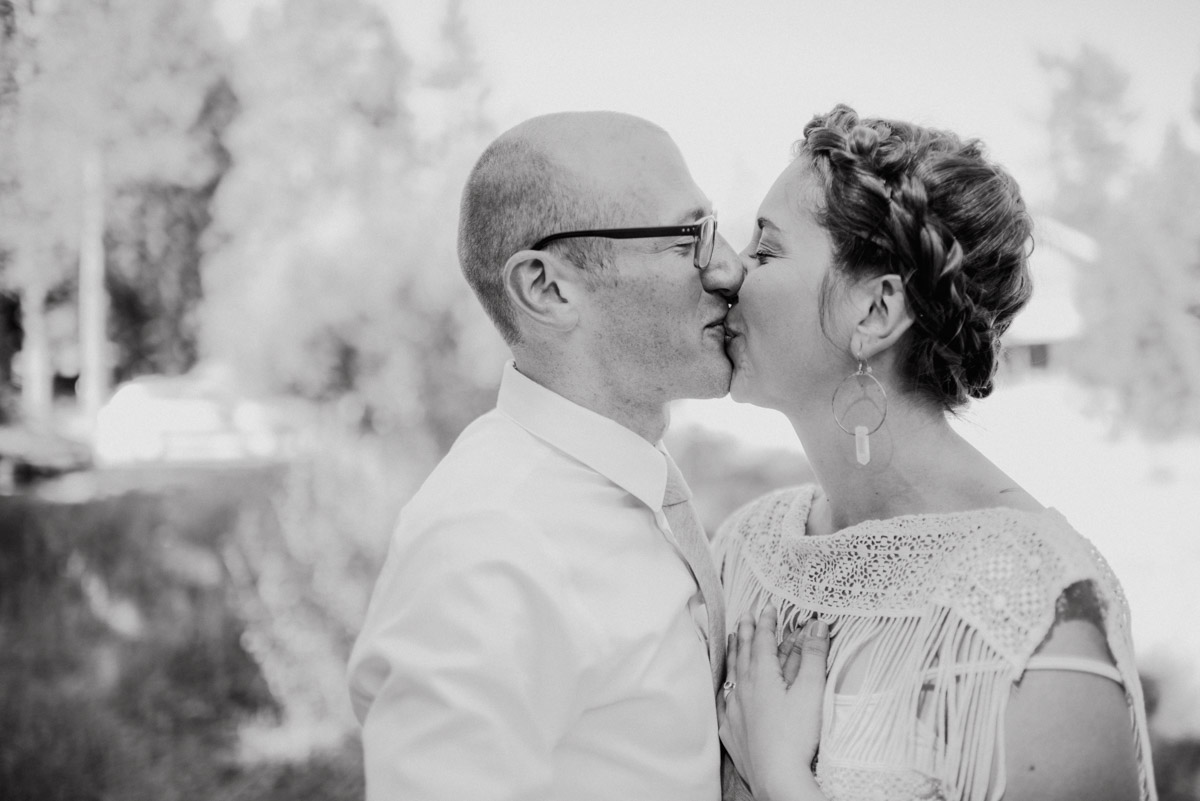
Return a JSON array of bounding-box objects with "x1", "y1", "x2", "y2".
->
[{"x1": 831, "y1": 347, "x2": 888, "y2": 466}]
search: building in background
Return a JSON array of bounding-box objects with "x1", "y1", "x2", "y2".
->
[{"x1": 1001, "y1": 216, "x2": 1096, "y2": 376}]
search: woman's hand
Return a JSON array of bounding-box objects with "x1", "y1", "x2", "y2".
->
[{"x1": 717, "y1": 604, "x2": 830, "y2": 801}]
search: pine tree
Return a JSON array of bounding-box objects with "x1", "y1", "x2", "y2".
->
[
  {"x1": 1044, "y1": 47, "x2": 1200, "y2": 437},
  {"x1": 1040, "y1": 45, "x2": 1134, "y2": 230}
]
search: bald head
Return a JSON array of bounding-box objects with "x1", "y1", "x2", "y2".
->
[
  {"x1": 511, "y1": 111, "x2": 671, "y2": 179},
  {"x1": 457, "y1": 112, "x2": 677, "y2": 344}
]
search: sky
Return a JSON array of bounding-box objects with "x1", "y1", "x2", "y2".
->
[
  {"x1": 215, "y1": 0, "x2": 1200, "y2": 240},
  {"x1": 376, "y1": 0, "x2": 1200, "y2": 246}
]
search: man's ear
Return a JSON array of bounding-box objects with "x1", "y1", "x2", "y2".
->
[
  {"x1": 502, "y1": 250, "x2": 582, "y2": 334},
  {"x1": 848, "y1": 273, "x2": 914, "y2": 360}
]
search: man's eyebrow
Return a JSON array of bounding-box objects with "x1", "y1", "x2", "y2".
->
[{"x1": 674, "y1": 206, "x2": 711, "y2": 225}]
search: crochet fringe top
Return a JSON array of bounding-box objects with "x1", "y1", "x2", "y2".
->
[{"x1": 714, "y1": 484, "x2": 1156, "y2": 801}]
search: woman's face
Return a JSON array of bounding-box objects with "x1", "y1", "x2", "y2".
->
[{"x1": 725, "y1": 161, "x2": 849, "y2": 411}]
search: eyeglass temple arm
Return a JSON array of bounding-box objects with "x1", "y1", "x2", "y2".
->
[{"x1": 532, "y1": 224, "x2": 702, "y2": 250}]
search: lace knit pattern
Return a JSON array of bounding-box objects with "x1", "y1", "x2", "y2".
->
[{"x1": 715, "y1": 485, "x2": 1155, "y2": 801}]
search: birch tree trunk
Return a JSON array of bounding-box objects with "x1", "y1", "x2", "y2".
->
[
  {"x1": 19, "y1": 263, "x2": 51, "y2": 427},
  {"x1": 78, "y1": 144, "x2": 108, "y2": 432}
]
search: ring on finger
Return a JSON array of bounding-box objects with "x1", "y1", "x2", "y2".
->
[{"x1": 722, "y1": 679, "x2": 736, "y2": 698}]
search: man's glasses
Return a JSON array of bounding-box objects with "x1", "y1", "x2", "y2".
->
[{"x1": 531, "y1": 214, "x2": 717, "y2": 270}]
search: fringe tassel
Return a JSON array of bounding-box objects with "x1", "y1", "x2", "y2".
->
[
  {"x1": 713, "y1": 493, "x2": 1156, "y2": 801},
  {"x1": 718, "y1": 529, "x2": 1022, "y2": 801}
]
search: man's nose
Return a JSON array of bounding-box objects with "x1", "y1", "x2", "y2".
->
[{"x1": 701, "y1": 235, "x2": 745, "y2": 302}]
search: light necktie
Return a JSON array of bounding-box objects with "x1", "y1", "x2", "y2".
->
[{"x1": 662, "y1": 453, "x2": 726, "y2": 695}]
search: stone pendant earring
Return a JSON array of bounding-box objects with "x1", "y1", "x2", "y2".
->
[{"x1": 831, "y1": 347, "x2": 888, "y2": 466}]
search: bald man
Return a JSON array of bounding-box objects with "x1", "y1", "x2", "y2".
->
[{"x1": 348, "y1": 112, "x2": 745, "y2": 801}]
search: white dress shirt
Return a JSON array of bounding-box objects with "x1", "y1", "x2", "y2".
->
[{"x1": 348, "y1": 361, "x2": 720, "y2": 801}]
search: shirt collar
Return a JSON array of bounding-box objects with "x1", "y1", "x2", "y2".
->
[{"x1": 496, "y1": 360, "x2": 668, "y2": 511}]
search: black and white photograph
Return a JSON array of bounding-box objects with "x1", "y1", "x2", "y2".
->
[{"x1": 1, "y1": 1, "x2": 1197, "y2": 799}]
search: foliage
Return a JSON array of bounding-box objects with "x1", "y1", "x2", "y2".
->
[
  {"x1": 1043, "y1": 46, "x2": 1200, "y2": 438},
  {"x1": 200, "y1": 0, "x2": 505, "y2": 453},
  {"x1": 1071, "y1": 131, "x2": 1200, "y2": 437},
  {"x1": 223, "y1": 748, "x2": 365, "y2": 801},
  {"x1": 223, "y1": 418, "x2": 425, "y2": 749},
  {"x1": 1153, "y1": 736, "x2": 1200, "y2": 801},
  {"x1": 0, "y1": 0, "x2": 229, "y2": 419},
  {"x1": 0, "y1": 449, "x2": 400, "y2": 800},
  {"x1": 1039, "y1": 45, "x2": 1135, "y2": 229},
  {"x1": 0, "y1": 466, "x2": 279, "y2": 800},
  {"x1": 105, "y1": 77, "x2": 239, "y2": 382},
  {"x1": 0, "y1": 0, "x2": 225, "y2": 247},
  {"x1": 0, "y1": 0, "x2": 506, "y2": 437},
  {"x1": 201, "y1": 0, "x2": 416, "y2": 402},
  {"x1": 1, "y1": 683, "x2": 158, "y2": 801}
]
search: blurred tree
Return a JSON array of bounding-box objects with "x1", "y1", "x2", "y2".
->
[
  {"x1": 1040, "y1": 45, "x2": 1135, "y2": 229},
  {"x1": 202, "y1": 0, "x2": 503, "y2": 455},
  {"x1": 0, "y1": 0, "x2": 68, "y2": 425},
  {"x1": 106, "y1": 77, "x2": 238, "y2": 382},
  {"x1": 405, "y1": 0, "x2": 506, "y2": 451},
  {"x1": 0, "y1": 0, "x2": 226, "y2": 426},
  {"x1": 1044, "y1": 47, "x2": 1200, "y2": 437},
  {"x1": 1192, "y1": 69, "x2": 1200, "y2": 328},
  {"x1": 1077, "y1": 130, "x2": 1200, "y2": 437},
  {"x1": 0, "y1": 1, "x2": 20, "y2": 418}
]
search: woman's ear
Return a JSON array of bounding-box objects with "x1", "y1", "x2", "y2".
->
[
  {"x1": 502, "y1": 250, "x2": 582, "y2": 334},
  {"x1": 849, "y1": 273, "x2": 914, "y2": 360}
]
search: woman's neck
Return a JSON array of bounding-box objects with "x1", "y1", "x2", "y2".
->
[{"x1": 786, "y1": 397, "x2": 1018, "y2": 532}]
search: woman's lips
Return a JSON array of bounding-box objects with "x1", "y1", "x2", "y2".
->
[{"x1": 723, "y1": 324, "x2": 745, "y2": 359}]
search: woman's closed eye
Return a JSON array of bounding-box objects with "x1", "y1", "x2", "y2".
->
[{"x1": 753, "y1": 244, "x2": 780, "y2": 264}]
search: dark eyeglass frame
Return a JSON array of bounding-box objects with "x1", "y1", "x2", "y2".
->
[{"x1": 531, "y1": 214, "x2": 718, "y2": 270}]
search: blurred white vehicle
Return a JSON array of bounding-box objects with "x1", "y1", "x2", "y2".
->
[{"x1": 94, "y1": 365, "x2": 305, "y2": 466}]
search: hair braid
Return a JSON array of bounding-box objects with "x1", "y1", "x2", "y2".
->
[{"x1": 796, "y1": 104, "x2": 1032, "y2": 409}]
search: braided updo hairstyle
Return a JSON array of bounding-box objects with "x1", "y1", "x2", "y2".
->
[{"x1": 797, "y1": 105, "x2": 1033, "y2": 409}]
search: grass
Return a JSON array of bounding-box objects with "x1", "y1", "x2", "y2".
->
[{"x1": 0, "y1": 421, "x2": 409, "y2": 801}]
